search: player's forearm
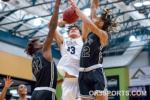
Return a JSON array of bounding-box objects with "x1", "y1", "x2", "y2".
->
[
  {"x1": 54, "y1": 30, "x2": 64, "y2": 47},
  {"x1": 57, "y1": 79, "x2": 63, "y2": 85},
  {"x1": 82, "y1": 23, "x2": 89, "y2": 42},
  {"x1": 74, "y1": 7, "x2": 93, "y2": 28},
  {"x1": 90, "y1": 0, "x2": 99, "y2": 19},
  {"x1": 0, "y1": 87, "x2": 8, "y2": 100},
  {"x1": 90, "y1": 7, "x2": 97, "y2": 20},
  {"x1": 49, "y1": 5, "x2": 59, "y2": 30}
]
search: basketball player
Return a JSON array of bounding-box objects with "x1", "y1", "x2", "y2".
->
[
  {"x1": 48, "y1": 16, "x2": 88, "y2": 99},
  {"x1": 53, "y1": 24, "x2": 83, "y2": 100},
  {"x1": 68, "y1": 0, "x2": 121, "y2": 100},
  {"x1": 0, "y1": 76, "x2": 13, "y2": 100},
  {"x1": 25, "y1": 0, "x2": 61, "y2": 100},
  {"x1": 17, "y1": 84, "x2": 27, "y2": 100}
]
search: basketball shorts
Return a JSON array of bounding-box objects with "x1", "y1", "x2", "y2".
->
[
  {"x1": 61, "y1": 78, "x2": 81, "y2": 100},
  {"x1": 31, "y1": 90, "x2": 57, "y2": 100},
  {"x1": 79, "y1": 68, "x2": 107, "y2": 99}
]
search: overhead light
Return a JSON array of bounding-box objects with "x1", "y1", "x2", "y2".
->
[
  {"x1": 143, "y1": 0, "x2": 150, "y2": 5},
  {"x1": 0, "y1": 3, "x2": 2, "y2": 10},
  {"x1": 129, "y1": 35, "x2": 136, "y2": 41},
  {"x1": 34, "y1": 18, "x2": 42, "y2": 26},
  {"x1": 134, "y1": 0, "x2": 143, "y2": 7},
  {"x1": 83, "y1": 8, "x2": 91, "y2": 16},
  {"x1": 63, "y1": 32, "x2": 68, "y2": 38}
]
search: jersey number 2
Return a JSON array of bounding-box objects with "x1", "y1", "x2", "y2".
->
[
  {"x1": 82, "y1": 46, "x2": 90, "y2": 57},
  {"x1": 67, "y1": 46, "x2": 75, "y2": 54}
]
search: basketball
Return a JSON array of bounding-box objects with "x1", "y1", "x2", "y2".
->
[{"x1": 63, "y1": 7, "x2": 79, "y2": 23}]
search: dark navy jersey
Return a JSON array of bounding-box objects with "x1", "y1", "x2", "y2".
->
[
  {"x1": 32, "y1": 50, "x2": 57, "y2": 89},
  {"x1": 80, "y1": 32, "x2": 105, "y2": 68}
]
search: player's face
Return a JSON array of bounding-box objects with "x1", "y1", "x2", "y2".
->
[
  {"x1": 69, "y1": 27, "x2": 81, "y2": 39},
  {"x1": 92, "y1": 15, "x2": 104, "y2": 29},
  {"x1": 34, "y1": 41, "x2": 43, "y2": 49},
  {"x1": 17, "y1": 85, "x2": 27, "y2": 95}
]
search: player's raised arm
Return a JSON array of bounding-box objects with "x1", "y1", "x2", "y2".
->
[
  {"x1": 53, "y1": 17, "x2": 77, "y2": 51},
  {"x1": 68, "y1": 0, "x2": 108, "y2": 46},
  {"x1": 42, "y1": 0, "x2": 61, "y2": 61},
  {"x1": 48, "y1": 22, "x2": 64, "y2": 51},
  {"x1": 81, "y1": 0, "x2": 99, "y2": 42},
  {"x1": 0, "y1": 76, "x2": 13, "y2": 100},
  {"x1": 54, "y1": 29, "x2": 64, "y2": 51},
  {"x1": 90, "y1": 0, "x2": 99, "y2": 20}
]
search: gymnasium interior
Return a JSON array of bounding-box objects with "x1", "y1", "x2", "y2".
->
[{"x1": 0, "y1": 0, "x2": 150, "y2": 100}]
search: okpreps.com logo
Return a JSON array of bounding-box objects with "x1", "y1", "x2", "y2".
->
[{"x1": 89, "y1": 90, "x2": 147, "y2": 96}]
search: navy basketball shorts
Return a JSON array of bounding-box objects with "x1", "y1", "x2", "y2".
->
[
  {"x1": 31, "y1": 90, "x2": 57, "y2": 100},
  {"x1": 78, "y1": 68, "x2": 107, "y2": 99}
]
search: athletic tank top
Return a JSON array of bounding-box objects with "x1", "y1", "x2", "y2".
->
[
  {"x1": 57, "y1": 37, "x2": 83, "y2": 77},
  {"x1": 80, "y1": 32, "x2": 105, "y2": 68},
  {"x1": 32, "y1": 50, "x2": 57, "y2": 88}
]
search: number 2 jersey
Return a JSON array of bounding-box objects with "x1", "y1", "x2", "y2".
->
[
  {"x1": 80, "y1": 32, "x2": 105, "y2": 68},
  {"x1": 57, "y1": 37, "x2": 83, "y2": 77}
]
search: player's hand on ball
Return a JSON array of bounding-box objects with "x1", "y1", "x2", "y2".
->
[
  {"x1": 67, "y1": 0, "x2": 77, "y2": 9},
  {"x1": 58, "y1": 18, "x2": 68, "y2": 25},
  {"x1": 58, "y1": 18, "x2": 76, "y2": 25}
]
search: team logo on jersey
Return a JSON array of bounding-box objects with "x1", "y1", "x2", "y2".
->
[
  {"x1": 32, "y1": 57, "x2": 43, "y2": 75},
  {"x1": 66, "y1": 41, "x2": 77, "y2": 47},
  {"x1": 85, "y1": 38, "x2": 93, "y2": 45}
]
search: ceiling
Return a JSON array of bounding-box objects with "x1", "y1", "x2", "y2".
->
[{"x1": 0, "y1": 0, "x2": 150, "y2": 58}]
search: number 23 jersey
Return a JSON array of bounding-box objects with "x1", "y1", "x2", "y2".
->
[{"x1": 57, "y1": 37, "x2": 83, "y2": 77}]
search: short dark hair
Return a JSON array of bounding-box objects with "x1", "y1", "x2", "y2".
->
[
  {"x1": 25, "y1": 38, "x2": 40, "y2": 56},
  {"x1": 67, "y1": 24, "x2": 82, "y2": 35}
]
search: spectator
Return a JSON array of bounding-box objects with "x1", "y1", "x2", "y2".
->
[
  {"x1": 17, "y1": 84, "x2": 27, "y2": 100},
  {"x1": 0, "y1": 76, "x2": 13, "y2": 100}
]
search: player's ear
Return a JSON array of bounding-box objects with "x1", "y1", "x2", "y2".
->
[{"x1": 99, "y1": 22, "x2": 104, "y2": 27}]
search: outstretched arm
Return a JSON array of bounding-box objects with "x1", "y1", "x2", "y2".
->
[
  {"x1": 90, "y1": 0, "x2": 99, "y2": 20},
  {"x1": 68, "y1": 0, "x2": 108, "y2": 46},
  {"x1": 81, "y1": 0, "x2": 99, "y2": 42},
  {"x1": 0, "y1": 76, "x2": 13, "y2": 100},
  {"x1": 52, "y1": 18, "x2": 76, "y2": 51},
  {"x1": 54, "y1": 30, "x2": 64, "y2": 51},
  {"x1": 81, "y1": 23, "x2": 89, "y2": 42},
  {"x1": 82, "y1": 0, "x2": 99, "y2": 42},
  {"x1": 42, "y1": 0, "x2": 61, "y2": 62},
  {"x1": 48, "y1": 22, "x2": 64, "y2": 51}
]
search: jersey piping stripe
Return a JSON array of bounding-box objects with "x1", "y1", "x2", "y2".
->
[
  {"x1": 50, "y1": 61, "x2": 54, "y2": 88},
  {"x1": 98, "y1": 45, "x2": 103, "y2": 64},
  {"x1": 52, "y1": 92, "x2": 55, "y2": 100},
  {"x1": 101, "y1": 68, "x2": 107, "y2": 90}
]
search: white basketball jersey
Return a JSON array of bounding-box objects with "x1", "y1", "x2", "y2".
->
[{"x1": 57, "y1": 37, "x2": 83, "y2": 77}]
